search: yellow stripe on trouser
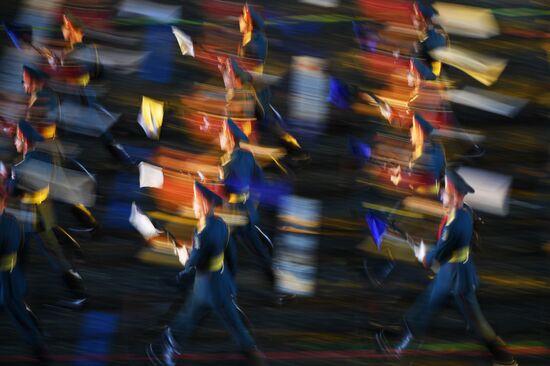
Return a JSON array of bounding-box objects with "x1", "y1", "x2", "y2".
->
[
  {"x1": 449, "y1": 247, "x2": 470, "y2": 263},
  {"x1": 0, "y1": 252, "x2": 17, "y2": 272},
  {"x1": 21, "y1": 187, "x2": 50, "y2": 204},
  {"x1": 208, "y1": 253, "x2": 224, "y2": 272},
  {"x1": 228, "y1": 192, "x2": 249, "y2": 204}
]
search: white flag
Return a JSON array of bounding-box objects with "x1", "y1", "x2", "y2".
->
[
  {"x1": 172, "y1": 26, "x2": 195, "y2": 57},
  {"x1": 129, "y1": 202, "x2": 162, "y2": 239},
  {"x1": 139, "y1": 162, "x2": 164, "y2": 188}
]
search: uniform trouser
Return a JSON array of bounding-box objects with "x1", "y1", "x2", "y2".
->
[
  {"x1": 405, "y1": 281, "x2": 497, "y2": 343},
  {"x1": 2, "y1": 296, "x2": 43, "y2": 352},
  {"x1": 24, "y1": 230, "x2": 71, "y2": 273},
  {"x1": 231, "y1": 222, "x2": 274, "y2": 287},
  {"x1": 171, "y1": 291, "x2": 256, "y2": 352}
]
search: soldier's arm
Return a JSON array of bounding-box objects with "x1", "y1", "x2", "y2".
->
[
  {"x1": 182, "y1": 233, "x2": 211, "y2": 273},
  {"x1": 424, "y1": 219, "x2": 459, "y2": 267}
]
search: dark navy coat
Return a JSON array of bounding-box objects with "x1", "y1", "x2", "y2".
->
[
  {"x1": 416, "y1": 27, "x2": 448, "y2": 65},
  {"x1": 425, "y1": 206, "x2": 479, "y2": 296},
  {"x1": 63, "y1": 42, "x2": 102, "y2": 80},
  {"x1": 241, "y1": 31, "x2": 267, "y2": 64},
  {"x1": 221, "y1": 148, "x2": 264, "y2": 225},
  {"x1": 412, "y1": 141, "x2": 446, "y2": 183},
  {"x1": 7, "y1": 150, "x2": 55, "y2": 233},
  {"x1": 0, "y1": 212, "x2": 26, "y2": 305},
  {"x1": 182, "y1": 214, "x2": 233, "y2": 304},
  {"x1": 26, "y1": 87, "x2": 60, "y2": 126}
]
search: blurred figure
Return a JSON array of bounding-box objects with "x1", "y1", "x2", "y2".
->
[
  {"x1": 238, "y1": 4, "x2": 267, "y2": 72},
  {"x1": 218, "y1": 118, "x2": 295, "y2": 304},
  {"x1": 0, "y1": 186, "x2": 50, "y2": 364},
  {"x1": 218, "y1": 119, "x2": 272, "y2": 280},
  {"x1": 54, "y1": 13, "x2": 134, "y2": 164},
  {"x1": 147, "y1": 182, "x2": 267, "y2": 366},
  {"x1": 22, "y1": 65, "x2": 59, "y2": 138},
  {"x1": 3, "y1": 120, "x2": 87, "y2": 309},
  {"x1": 376, "y1": 169, "x2": 517, "y2": 366},
  {"x1": 387, "y1": 113, "x2": 445, "y2": 195},
  {"x1": 22, "y1": 64, "x2": 99, "y2": 235},
  {"x1": 225, "y1": 57, "x2": 306, "y2": 161}
]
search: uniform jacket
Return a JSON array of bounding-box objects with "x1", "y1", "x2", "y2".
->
[
  {"x1": 183, "y1": 214, "x2": 233, "y2": 305},
  {"x1": 0, "y1": 212, "x2": 26, "y2": 304},
  {"x1": 425, "y1": 206, "x2": 479, "y2": 295},
  {"x1": 221, "y1": 148, "x2": 264, "y2": 225}
]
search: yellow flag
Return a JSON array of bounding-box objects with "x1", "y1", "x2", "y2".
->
[{"x1": 138, "y1": 96, "x2": 164, "y2": 139}]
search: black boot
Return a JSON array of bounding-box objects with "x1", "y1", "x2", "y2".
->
[
  {"x1": 71, "y1": 204, "x2": 101, "y2": 236},
  {"x1": 147, "y1": 327, "x2": 180, "y2": 366},
  {"x1": 106, "y1": 142, "x2": 137, "y2": 165},
  {"x1": 375, "y1": 322, "x2": 414, "y2": 359},
  {"x1": 279, "y1": 133, "x2": 310, "y2": 163},
  {"x1": 243, "y1": 347, "x2": 268, "y2": 366},
  {"x1": 60, "y1": 269, "x2": 87, "y2": 309},
  {"x1": 34, "y1": 345, "x2": 52, "y2": 365},
  {"x1": 487, "y1": 337, "x2": 517, "y2": 366}
]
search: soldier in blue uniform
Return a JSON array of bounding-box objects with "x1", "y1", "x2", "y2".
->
[
  {"x1": 147, "y1": 181, "x2": 267, "y2": 366},
  {"x1": 4, "y1": 120, "x2": 87, "y2": 309},
  {"x1": 238, "y1": 4, "x2": 268, "y2": 70},
  {"x1": 409, "y1": 113, "x2": 445, "y2": 194},
  {"x1": 388, "y1": 113, "x2": 445, "y2": 195},
  {"x1": 219, "y1": 119, "x2": 274, "y2": 282},
  {"x1": 0, "y1": 186, "x2": 50, "y2": 363},
  {"x1": 56, "y1": 13, "x2": 134, "y2": 164},
  {"x1": 22, "y1": 65, "x2": 59, "y2": 138},
  {"x1": 227, "y1": 57, "x2": 306, "y2": 160},
  {"x1": 376, "y1": 169, "x2": 517, "y2": 366},
  {"x1": 22, "y1": 64, "x2": 100, "y2": 234}
]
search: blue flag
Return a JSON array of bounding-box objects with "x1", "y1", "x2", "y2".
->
[{"x1": 366, "y1": 211, "x2": 386, "y2": 251}]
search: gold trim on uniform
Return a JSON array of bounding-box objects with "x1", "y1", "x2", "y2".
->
[
  {"x1": 21, "y1": 186, "x2": 50, "y2": 205},
  {"x1": 208, "y1": 252, "x2": 224, "y2": 272},
  {"x1": 449, "y1": 246, "x2": 469, "y2": 263},
  {"x1": 0, "y1": 252, "x2": 17, "y2": 272},
  {"x1": 228, "y1": 192, "x2": 249, "y2": 204}
]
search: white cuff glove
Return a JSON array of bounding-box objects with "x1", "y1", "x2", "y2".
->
[{"x1": 414, "y1": 240, "x2": 426, "y2": 262}]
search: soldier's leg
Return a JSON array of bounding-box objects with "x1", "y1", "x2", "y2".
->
[
  {"x1": 170, "y1": 295, "x2": 210, "y2": 344},
  {"x1": 454, "y1": 292, "x2": 516, "y2": 365},
  {"x1": 4, "y1": 296, "x2": 48, "y2": 360},
  {"x1": 244, "y1": 222, "x2": 275, "y2": 286},
  {"x1": 405, "y1": 280, "x2": 450, "y2": 338},
  {"x1": 215, "y1": 297, "x2": 266, "y2": 365},
  {"x1": 36, "y1": 230, "x2": 86, "y2": 300},
  {"x1": 225, "y1": 234, "x2": 238, "y2": 281}
]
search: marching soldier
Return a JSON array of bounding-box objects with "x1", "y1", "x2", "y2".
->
[
  {"x1": 52, "y1": 12, "x2": 134, "y2": 164},
  {"x1": 238, "y1": 3, "x2": 268, "y2": 71},
  {"x1": 389, "y1": 113, "x2": 445, "y2": 195},
  {"x1": 0, "y1": 186, "x2": 50, "y2": 364},
  {"x1": 21, "y1": 64, "x2": 99, "y2": 234},
  {"x1": 22, "y1": 65, "x2": 59, "y2": 140},
  {"x1": 223, "y1": 57, "x2": 306, "y2": 160},
  {"x1": 376, "y1": 169, "x2": 518, "y2": 366},
  {"x1": 3, "y1": 120, "x2": 87, "y2": 309},
  {"x1": 218, "y1": 119, "x2": 274, "y2": 281},
  {"x1": 147, "y1": 181, "x2": 267, "y2": 366},
  {"x1": 219, "y1": 119, "x2": 296, "y2": 304}
]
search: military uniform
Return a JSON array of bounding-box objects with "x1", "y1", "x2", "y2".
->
[
  {"x1": 230, "y1": 58, "x2": 302, "y2": 154},
  {"x1": 414, "y1": 25, "x2": 448, "y2": 77},
  {"x1": 221, "y1": 144, "x2": 275, "y2": 286},
  {"x1": 376, "y1": 169, "x2": 517, "y2": 366},
  {"x1": 148, "y1": 183, "x2": 265, "y2": 366},
  {"x1": 239, "y1": 5, "x2": 268, "y2": 71},
  {"x1": 0, "y1": 209, "x2": 48, "y2": 361},
  {"x1": 6, "y1": 120, "x2": 86, "y2": 306}
]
